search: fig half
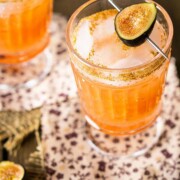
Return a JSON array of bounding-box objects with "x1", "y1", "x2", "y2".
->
[
  {"x1": 115, "y1": 2, "x2": 157, "y2": 46},
  {"x1": 0, "y1": 161, "x2": 24, "y2": 180}
]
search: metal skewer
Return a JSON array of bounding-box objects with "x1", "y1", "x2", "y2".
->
[
  {"x1": 146, "y1": 38, "x2": 168, "y2": 59},
  {"x1": 108, "y1": 0, "x2": 168, "y2": 60}
]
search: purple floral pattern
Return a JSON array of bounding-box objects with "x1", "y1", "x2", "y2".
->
[{"x1": 41, "y1": 15, "x2": 180, "y2": 179}]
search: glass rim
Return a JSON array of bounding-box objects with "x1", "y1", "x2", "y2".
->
[{"x1": 66, "y1": 0, "x2": 174, "y2": 72}]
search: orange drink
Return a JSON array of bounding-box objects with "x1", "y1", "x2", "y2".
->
[
  {"x1": 0, "y1": 0, "x2": 52, "y2": 64},
  {"x1": 71, "y1": 61, "x2": 168, "y2": 135},
  {"x1": 66, "y1": 0, "x2": 173, "y2": 139}
]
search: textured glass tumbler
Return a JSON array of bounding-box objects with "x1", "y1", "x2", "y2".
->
[
  {"x1": 66, "y1": 0, "x2": 173, "y2": 157},
  {"x1": 0, "y1": 0, "x2": 53, "y2": 90}
]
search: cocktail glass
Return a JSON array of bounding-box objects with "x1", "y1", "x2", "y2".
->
[
  {"x1": 66, "y1": 0, "x2": 173, "y2": 157},
  {"x1": 0, "y1": 0, "x2": 53, "y2": 90}
]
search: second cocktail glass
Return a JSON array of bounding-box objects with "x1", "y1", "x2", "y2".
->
[
  {"x1": 0, "y1": 0, "x2": 53, "y2": 90},
  {"x1": 66, "y1": 0, "x2": 173, "y2": 157}
]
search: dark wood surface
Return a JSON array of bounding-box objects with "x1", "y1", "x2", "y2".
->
[{"x1": 0, "y1": 143, "x2": 2, "y2": 161}]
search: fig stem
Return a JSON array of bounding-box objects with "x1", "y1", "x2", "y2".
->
[{"x1": 108, "y1": 0, "x2": 169, "y2": 60}]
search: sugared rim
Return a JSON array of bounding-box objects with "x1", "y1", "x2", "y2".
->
[{"x1": 66, "y1": 0, "x2": 173, "y2": 72}]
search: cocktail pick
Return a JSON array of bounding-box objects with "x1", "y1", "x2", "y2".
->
[{"x1": 108, "y1": 0, "x2": 168, "y2": 60}]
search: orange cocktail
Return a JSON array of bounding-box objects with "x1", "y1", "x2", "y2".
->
[
  {"x1": 71, "y1": 61, "x2": 169, "y2": 135},
  {"x1": 0, "y1": 0, "x2": 52, "y2": 64},
  {"x1": 66, "y1": 0, "x2": 173, "y2": 136}
]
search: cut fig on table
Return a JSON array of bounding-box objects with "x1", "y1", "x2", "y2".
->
[
  {"x1": 115, "y1": 3, "x2": 157, "y2": 46},
  {"x1": 0, "y1": 161, "x2": 24, "y2": 180}
]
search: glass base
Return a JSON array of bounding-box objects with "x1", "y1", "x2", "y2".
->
[
  {"x1": 86, "y1": 117, "x2": 164, "y2": 158},
  {"x1": 0, "y1": 48, "x2": 53, "y2": 91}
]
